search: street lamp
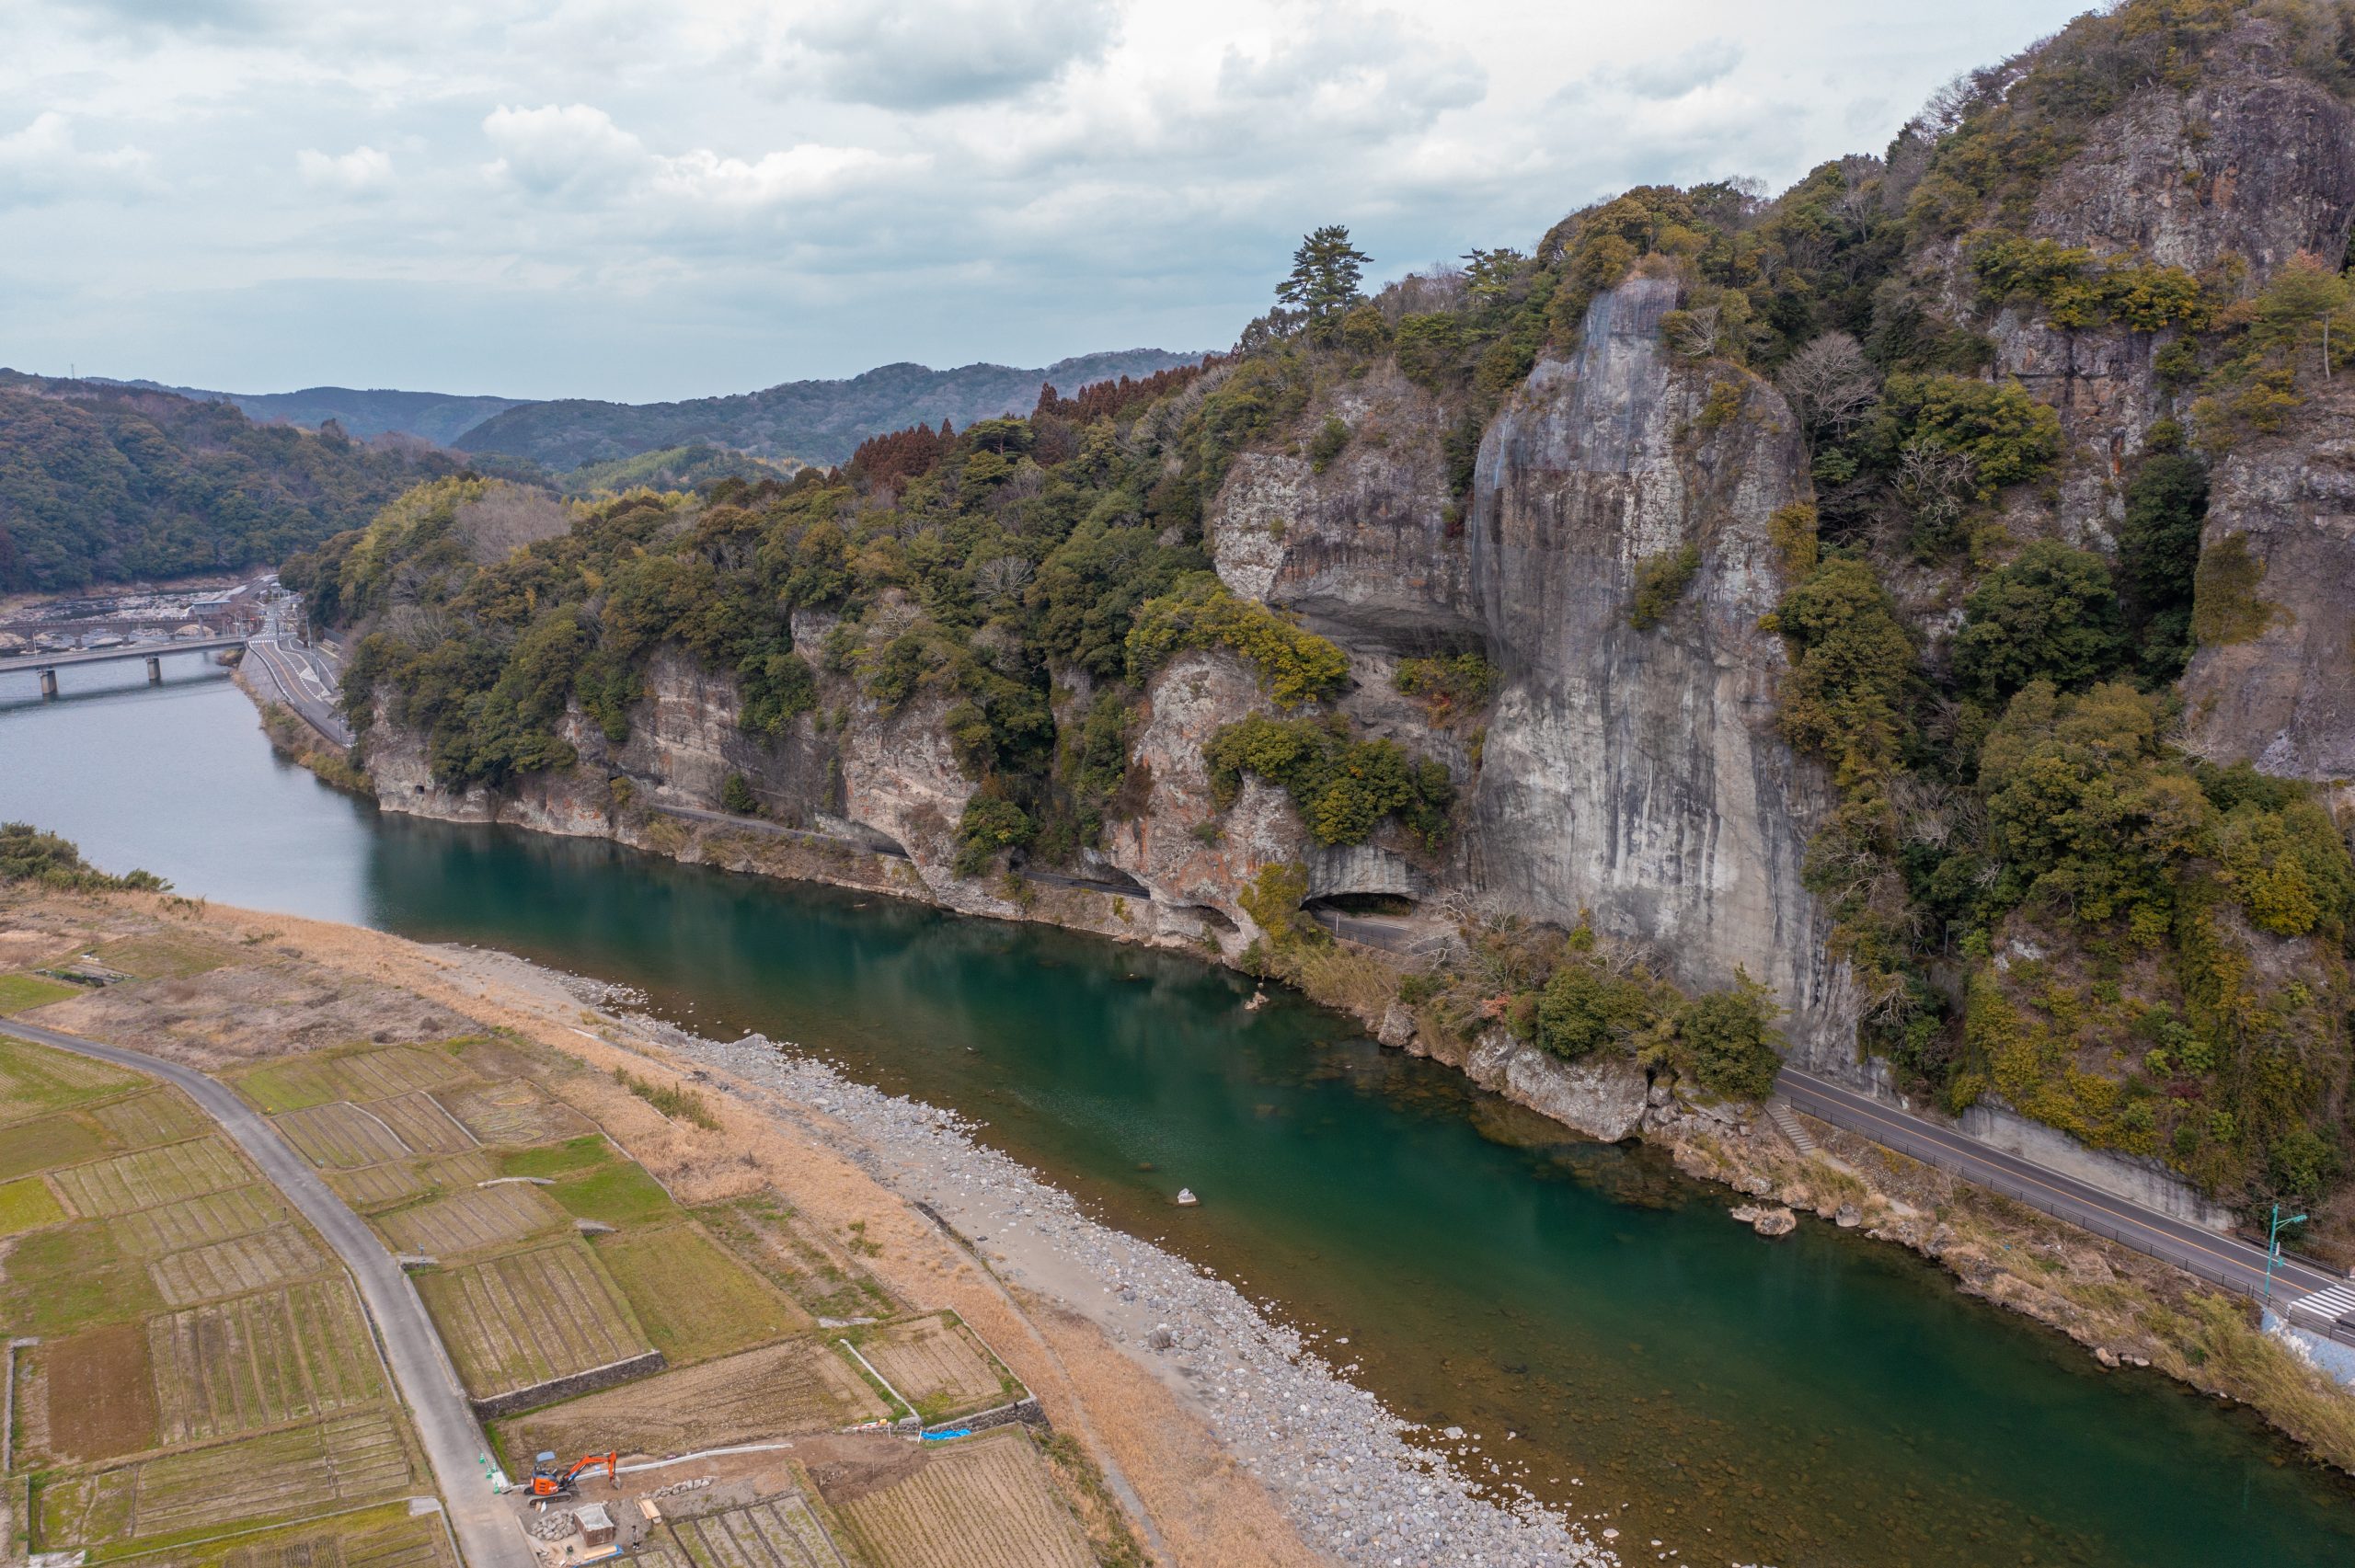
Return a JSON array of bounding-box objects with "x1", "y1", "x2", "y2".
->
[{"x1": 2263, "y1": 1203, "x2": 2307, "y2": 1309}]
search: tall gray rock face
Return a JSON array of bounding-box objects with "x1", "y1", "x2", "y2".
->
[
  {"x1": 2181, "y1": 378, "x2": 2355, "y2": 788},
  {"x1": 1461, "y1": 275, "x2": 1857, "y2": 1065},
  {"x1": 2028, "y1": 20, "x2": 2355, "y2": 280}
]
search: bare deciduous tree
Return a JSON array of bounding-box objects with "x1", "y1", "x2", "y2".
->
[
  {"x1": 1666, "y1": 304, "x2": 1725, "y2": 359},
  {"x1": 973, "y1": 555, "x2": 1035, "y2": 602},
  {"x1": 1777, "y1": 332, "x2": 1880, "y2": 434},
  {"x1": 1895, "y1": 441, "x2": 1978, "y2": 539}
]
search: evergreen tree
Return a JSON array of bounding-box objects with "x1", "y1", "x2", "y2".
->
[{"x1": 1276, "y1": 224, "x2": 1371, "y2": 325}]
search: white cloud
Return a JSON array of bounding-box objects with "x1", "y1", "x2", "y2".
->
[
  {"x1": 1609, "y1": 39, "x2": 1743, "y2": 100},
  {"x1": 783, "y1": 0, "x2": 1121, "y2": 109},
  {"x1": 0, "y1": 0, "x2": 2097, "y2": 397},
  {"x1": 296, "y1": 143, "x2": 394, "y2": 194},
  {"x1": 0, "y1": 111, "x2": 151, "y2": 207}
]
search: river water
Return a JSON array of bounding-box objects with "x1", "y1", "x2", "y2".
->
[{"x1": 5, "y1": 661, "x2": 2352, "y2": 1566}]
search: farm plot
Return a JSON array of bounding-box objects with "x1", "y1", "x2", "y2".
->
[
  {"x1": 29, "y1": 1321, "x2": 158, "y2": 1464},
  {"x1": 150, "y1": 1225, "x2": 327, "y2": 1307},
  {"x1": 438, "y1": 1079, "x2": 594, "y2": 1147},
  {"x1": 835, "y1": 1429, "x2": 1092, "y2": 1568},
  {"x1": 415, "y1": 1240, "x2": 649, "y2": 1401},
  {"x1": 669, "y1": 1495, "x2": 848, "y2": 1568},
  {"x1": 0, "y1": 1173, "x2": 65, "y2": 1233},
  {"x1": 88, "y1": 932, "x2": 236, "y2": 979},
  {"x1": 235, "y1": 1046, "x2": 471, "y2": 1115},
  {"x1": 594, "y1": 1225, "x2": 799, "y2": 1364},
  {"x1": 51, "y1": 1137, "x2": 247, "y2": 1215},
  {"x1": 855, "y1": 1315, "x2": 1012, "y2": 1421},
  {"x1": 116, "y1": 1185, "x2": 289, "y2": 1254},
  {"x1": 0, "y1": 1114, "x2": 106, "y2": 1182},
  {"x1": 149, "y1": 1277, "x2": 386, "y2": 1445},
  {"x1": 37, "y1": 1409, "x2": 418, "y2": 1549},
  {"x1": 362, "y1": 1091, "x2": 477, "y2": 1154},
  {"x1": 0, "y1": 1035, "x2": 135, "y2": 1116},
  {"x1": 109, "y1": 1499, "x2": 457, "y2": 1568},
  {"x1": 272, "y1": 1103, "x2": 412, "y2": 1169},
  {"x1": 0, "y1": 971, "x2": 82, "y2": 1016},
  {"x1": 375, "y1": 1183, "x2": 561, "y2": 1258},
  {"x1": 496, "y1": 1339, "x2": 889, "y2": 1462},
  {"x1": 327, "y1": 1151, "x2": 497, "y2": 1213},
  {"x1": 690, "y1": 1195, "x2": 897, "y2": 1323},
  {"x1": 88, "y1": 1091, "x2": 208, "y2": 1149}
]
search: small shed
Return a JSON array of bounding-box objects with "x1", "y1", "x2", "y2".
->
[{"x1": 575, "y1": 1504, "x2": 617, "y2": 1549}]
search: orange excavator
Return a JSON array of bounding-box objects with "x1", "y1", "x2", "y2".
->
[{"x1": 528, "y1": 1451, "x2": 618, "y2": 1499}]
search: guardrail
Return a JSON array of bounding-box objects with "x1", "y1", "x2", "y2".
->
[{"x1": 1790, "y1": 1091, "x2": 2355, "y2": 1355}]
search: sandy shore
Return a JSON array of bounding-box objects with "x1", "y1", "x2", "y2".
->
[{"x1": 148, "y1": 898, "x2": 1618, "y2": 1568}]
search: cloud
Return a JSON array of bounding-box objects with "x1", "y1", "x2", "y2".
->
[
  {"x1": 782, "y1": 0, "x2": 1121, "y2": 109},
  {"x1": 296, "y1": 144, "x2": 394, "y2": 195},
  {"x1": 481, "y1": 103, "x2": 648, "y2": 196},
  {"x1": 0, "y1": 112, "x2": 151, "y2": 207},
  {"x1": 1607, "y1": 39, "x2": 1743, "y2": 100},
  {"x1": 482, "y1": 103, "x2": 918, "y2": 216}
]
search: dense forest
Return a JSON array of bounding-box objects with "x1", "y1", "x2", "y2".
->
[
  {"x1": 304, "y1": 0, "x2": 2355, "y2": 1218},
  {"x1": 0, "y1": 374, "x2": 455, "y2": 593}
]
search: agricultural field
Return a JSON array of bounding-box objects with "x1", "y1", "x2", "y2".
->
[
  {"x1": 272, "y1": 1102, "x2": 413, "y2": 1169},
  {"x1": 147, "y1": 1277, "x2": 386, "y2": 1445},
  {"x1": 363, "y1": 1090, "x2": 477, "y2": 1154},
  {"x1": 850, "y1": 1315, "x2": 1017, "y2": 1424},
  {"x1": 326, "y1": 1150, "x2": 498, "y2": 1212},
  {"x1": 51, "y1": 1137, "x2": 247, "y2": 1215},
  {"x1": 37, "y1": 1409, "x2": 420, "y2": 1548},
  {"x1": 0, "y1": 970, "x2": 87, "y2": 1015},
  {"x1": 437, "y1": 1078, "x2": 594, "y2": 1146},
  {"x1": 0, "y1": 1035, "x2": 441, "y2": 1568},
  {"x1": 593, "y1": 1224, "x2": 799, "y2": 1364},
  {"x1": 696, "y1": 1191, "x2": 899, "y2": 1322},
  {"x1": 115, "y1": 1185, "x2": 290, "y2": 1255},
  {"x1": 86, "y1": 932, "x2": 236, "y2": 979},
  {"x1": 833, "y1": 1428, "x2": 1093, "y2": 1568},
  {"x1": 666, "y1": 1494, "x2": 849, "y2": 1568},
  {"x1": 231, "y1": 1044, "x2": 474, "y2": 1115},
  {"x1": 374, "y1": 1182, "x2": 561, "y2": 1258},
  {"x1": 494, "y1": 1338, "x2": 889, "y2": 1464},
  {"x1": 414, "y1": 1240, "x2": 650, "y2": 1401}
]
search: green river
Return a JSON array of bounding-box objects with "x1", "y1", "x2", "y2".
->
[{"x1": 5, "y1": 661, "x2": 2352, "y2": 1565}]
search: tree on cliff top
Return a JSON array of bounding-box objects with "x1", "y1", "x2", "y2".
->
[{"x1": 1277, "y1": 224, "x2": 1371, "y2": 324}]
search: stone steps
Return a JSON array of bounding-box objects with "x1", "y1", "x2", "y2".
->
[{"x1": 1766, "y1": 1099, "x2": 1817, "y2": 1158}]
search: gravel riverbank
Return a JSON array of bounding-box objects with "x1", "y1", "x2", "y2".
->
[{"x1": 605, "y1": 1002, "x2": 1626, "y2": 1568}]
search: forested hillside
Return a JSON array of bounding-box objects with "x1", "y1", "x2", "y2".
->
[
  {"x1": 314, "y1": 0, "x2": 2355, "y2": 1230},
  {"x1": 0, "y1": 373, "x2": 456, "y2": 592},
  {"x1": 454, "y1": 349, "x2": 1212, "y2": 468}
]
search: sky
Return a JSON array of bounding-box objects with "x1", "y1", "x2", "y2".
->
[{"x1": 2, "y1": 0, "x2": 2092, "y2": 403}]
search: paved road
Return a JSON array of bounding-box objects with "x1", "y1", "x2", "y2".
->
[
  {"x1": 1778, "y1": 1065, "x2": 2344, "y2": 1304},
  {"x1": 0, "y1": 1017, "x2": 531, "y2": 1568},
  {"x1": 654, "y1": 801, "x2": 1158, "y2": 899},
  {"x1": 246, "y1": 624, "x2": 354, "y2": 747}
]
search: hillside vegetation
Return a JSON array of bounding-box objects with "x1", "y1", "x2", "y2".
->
[
  {"x1": 454, "y1": 349, "x2": 1212, "y2": 469},
  {"x1": 0, "y1": 374, "x2": 455, "y2": 592},
  {"x1": 308, "y1": 0, "x2": 2355, "y2": 1226}
]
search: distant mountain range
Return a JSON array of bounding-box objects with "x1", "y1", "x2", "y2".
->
[{"x1": 101, "y1": 348, "x2": 1212, "y2": 468}]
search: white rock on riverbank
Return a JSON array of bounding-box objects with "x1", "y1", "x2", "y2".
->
[{"x1": 634, "y1": 1014, "x2": 1619, "y2": 1568}]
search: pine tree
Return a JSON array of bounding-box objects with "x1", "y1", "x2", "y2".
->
[{"x1": 1277, "y1": 224, "x2": 1371, "y2": 321}]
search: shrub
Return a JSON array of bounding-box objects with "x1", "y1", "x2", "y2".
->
[
  {"x1": 1628, "y1": 544, "x2": 1702, "y2": 631},
  {"x1": 1125, "y1": 576, "x2": 1349, "y2": 707},
  {"x1": 0, "y1": 823, "x2": 166, "y2": 892},
  {"x1": 1393, "y1": 652, "x2": 1499, "y2": 725},
  {"x1": 1880, "y1": 374, "x2": 2062, "y2": 497},
  {"x1": 953, "y1": 796, "x2": 1035, "y2": 877},
  {"x1": 720, "y1": 773, "x2": 759, "y2": 815},
  {"x1": 1307, "y1": 416, "x2": 1350, "y2": 475},
  {"x1": 1394, "y1": 314, "x2": 1465, "y2": 389},
  {"x1": 1953, "y1": 542, "x2": 2128, "y2": 704},
  {"x1": 1671, "y1": 971, "x2": 1786, "y2": 1101},
  {"x1": 2189, "y1": 533, "x2": 2280, "y2": 646},
  {"x1": 612, "y1": 1067, "x2": 720, "y2": 1130},
  {"x1": 1534, "y1": 957, "x2": 1662, "y2": 1060},
  {"x1": 1204, "y1": 714, "x2": 1453, "y2": 849},
  {"x1": 1237, "y1": 861, "x2": 1324, "y2": 956}
]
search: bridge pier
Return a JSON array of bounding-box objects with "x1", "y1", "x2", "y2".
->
[
  {"x1": 39, "y1": 669, "x2": 56, "y2": 700},
  {"x1": 146, "y1": 656, "x2": 162, "y2": 684}
]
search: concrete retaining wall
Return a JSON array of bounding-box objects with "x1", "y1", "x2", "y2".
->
[
  {"x1": 922, "y1": 1397, "x2": 1045, "y2": 1438},
  {"x1": 472, "y1": 1350, "x2": 668, "y2": 1420},
  {"x1": 1959, "y1": 1097, "x2": 2237, "y2": 1233}
]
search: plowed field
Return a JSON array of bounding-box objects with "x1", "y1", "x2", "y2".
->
[
  {"x1": 835, "y1": 1429, "x2": 1090, "y2": 1568},
  {"x1": 150, "y1": 1224, "x2": 327, "y2": 1306},
  {"x1": 416, "y1": 1240, "x2": 649, "y2": 1400},
  {"x1": 149, "y1": 1277, "x2": 386, "y2": 1444},
  {"x1": 376, "y1": 1182, "x2": 561, "y2": 1257},
  {"x1": 52, "y1": 1136, "x2": 247, "y2": 1215}
]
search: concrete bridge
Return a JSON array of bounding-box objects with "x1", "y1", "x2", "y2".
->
[{"x1": 0, "y1": 635, "x2": 248, "y2": 697}]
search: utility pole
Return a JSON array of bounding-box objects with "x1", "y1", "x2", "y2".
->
[{"x1": 2262, "y1": 1202, "x2": 2307, "y2": 1310}]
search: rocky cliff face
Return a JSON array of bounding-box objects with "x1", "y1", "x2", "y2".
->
[{"x1": 1457, "y1": 275, "x2": 1855, "y2": 1064}]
